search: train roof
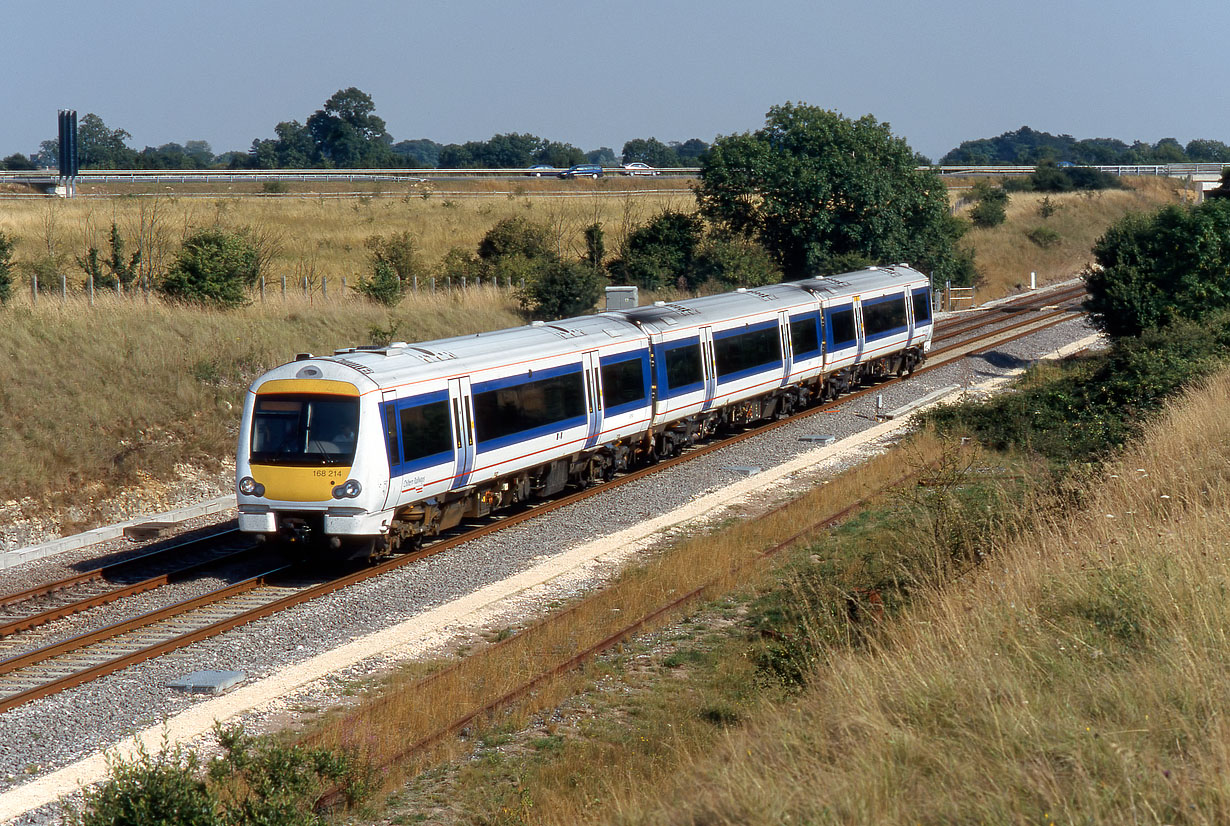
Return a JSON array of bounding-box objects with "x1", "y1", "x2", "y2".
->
[
  {"x1": 794, "y1": 264, "x2": 928, "y2": 298},
  {"x1": 266, "y1": 313, "x2": 647, "y2": 393}
]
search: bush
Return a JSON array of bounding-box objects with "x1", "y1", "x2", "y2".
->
[
  {"x1": 693, "y1": 237, "x2": 781, "y2": 287},
  {"x1": 354, "y1": 232, "x2": 427, "y2": 305},
  {"x1": 517, "y1": 259, "x2": 604, "y2": 319},
  {"x1": 477, "y1": 217, "x2": 555, "y2": 264},
  {"x1": 159, "y1": 229, "x2": 259, "y2": 308},
  {"x1": 0, "y1": 231, "x2": 13, "y2": 304},
  {"x1": 353, "y1": 260, "x2": 404, "y2": 305},
  {"x1": 608, "y1": 210, "x2": 703, "y2": 291},
  {"x1": 968, "y1": 199, "x2": 1007, "y2": 228},
  {"x1": 925, "y1": 312, "x2": 1230, "y2": 466},
  {"x1": 1084, "y1": 198, "x2": 1230, "y2": 338},
  {"x1": 72, "y1": 739, "x2": 217, "y2": 826},
  {"x1": 1025, "y1": 225, "x2": 1061, "y2": 248}
]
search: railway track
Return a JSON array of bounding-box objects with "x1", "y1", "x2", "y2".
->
[{"x1": 0, "y1": 282, "x2": 1090, "y2": 714}]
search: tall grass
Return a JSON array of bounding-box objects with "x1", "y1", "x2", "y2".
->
[
  {"x1": 0, "y1": 288, "x2": 522, "y2": 524},
  {"x1": 595, "y1": 368, "x2": 1230, "y2": 824},
  {"x1": 954, "y1": 176, "x2": 1183, "y2": 300},
  {"x1": 0, "y1": 187, "x2": 696, "y2": 291}
]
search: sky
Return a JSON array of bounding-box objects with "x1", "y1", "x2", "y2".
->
[{"x1": 2, "y1": 0, "x2": 1228, "y2": 163}]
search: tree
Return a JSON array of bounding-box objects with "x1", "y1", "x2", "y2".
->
[
  {"x1": 77, "y1": 113, "x2": 136, "y2": 168},
  {"x1": 697, "y1": 102, "x2": 963, "y2": 282},
  {"x1": 1083, "y1": 199, "x2": 1230, "y2": 338},
  {"x1": 391, "y1": 138, "x2": 442, "y2": 167},
  {"x1": 0, "y1": 231, "x2": 14, "y2": 305},
  {"x1": 672, "y1": 138, "x2": 710, "y2": 162},
  {"x1": 518, "y1": 260, "x2": 605, "y2": 320},
  {"x1": 608, "y1": 210, "x2": 703, "y2": 290},
  {"x1": 967, "y1": 181, "x2": 1009, "y2": 228},
  {"x1": 621, "y1": 137, "x2": 681, "y2": 168},
  {"x1": 477, "y1": 217, "x2": 555, "y2": 263},
  {"x1": 586, "y1": 147, "x2": 618, "y2": 166},
  {"x1": 2, "y1": 153, "x2": 35, "y2": 170},
  {"x1": 693, "y1": 237, "x2": 781, "y2": 287},
  {"x1": 354, "y1": 232, "x2": 426, "y2": 303},
  {"x1": 1205, "y1": 168, "x2": 1230, "y2": 200},
  {"x1": 159, "y1": 229, "x2": 259, "y2": 308},
  {"x1": 306, "y1": 87, "x2": 393, "y2": 167},
  {"x1": 583, "y1": 222, "x2": 605, "y2": 270}
]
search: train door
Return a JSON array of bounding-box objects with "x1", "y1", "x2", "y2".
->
[
  {"x1": 854, "y1": 297, "x2": 866, "y2": 362},
  {"x1": 700, "y1": 326, "x2": 717, "y2": 411},
  {"x1": 778, "y1": 311, "x2": 793, "y2": 386},
  {"x1": 448, "y1": 376, "x2": 476, "y2": 489},
  {"x1": 382, "y1": 390, "x2": 401, "y2": 510},
  {"x1": 583, "y1": 350, "x2": 604, "y2": 448}
]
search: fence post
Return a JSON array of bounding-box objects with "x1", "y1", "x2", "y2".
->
[
  {"x1": 31, "y1": 273, "x2": 37, "y2": 305},
  {"x1": 430, "y1": 277, "x2": 436, "y2": 293},
  {"x1": 461, "y1": 276, "x2": 467, "y2": 291},
  {"x1": 116, "y1": 280, "x2": 122, "y2": 298},
  {"x1": 945, "y1": 280, "x2": 951, "y2": 313},
  {"x1": 341, "y1": 277, "x2": 347, "y2": 294},
  {"x1": 144, "y1": 276, "x2": 150, "y2": 304},
  {"x1": 302, "y1": 275, "x2": 308, "y2": 296},
  {"x1": 260, "y1": 275, "x2": 265, "y2": 303},
  {"x1": 88, "y1": 274, "x2": 94, "y2": 307},
  {"x1": 413, "y1": 275, "x2": 418, "y2": 293}
]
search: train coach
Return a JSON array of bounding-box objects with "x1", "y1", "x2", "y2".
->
[{"x1": 236, "y1": 265, "x2": 933, "y2": 556}]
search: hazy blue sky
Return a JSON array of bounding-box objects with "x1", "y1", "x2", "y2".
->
[{"x1": 2, "y1": 0, "x2": 1227, "y2": 162}]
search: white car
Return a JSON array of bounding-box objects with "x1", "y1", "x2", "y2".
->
[{"x1": 621, "y1": 162, "x2": 660, "y2": 176}]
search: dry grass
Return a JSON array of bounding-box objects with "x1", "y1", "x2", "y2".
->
[
  {"x1": 0, "y1": 185, "x2": 697, "y2": 289},
  {"x1": 296, "y1": 433, "x2": 951, "y2": 809},
  {"x1": 589, "y1": 368, "x2": 1230, "y2": 824},
  {"x1": 956, "y1": 176, "x2": 1185, "y2": 301},
  {"x1": 0, "y1": 288, "x2": 522, "y2": 519}
]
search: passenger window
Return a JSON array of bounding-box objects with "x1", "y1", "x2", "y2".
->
[
  {"x1": 864, "y1": 296, "x2": 907, "y2": 337},
  {"x1": 829, "y1": 308, "x2": 856, "y2": 347},
  {"x1": 473, "y1": 370, "x2": 586, "y2": 444},
  {"x1": 601, "y1": 356, "x2": 646, "y2": 409},
  {"x1": 398, "y1": 400, "x2": 452, "y2": 465},
  {"x1": 714, "y1": 325, "x2": 781, "y2": 378},
  {"x1": 913, "y1": 290, "x2": 932, "y2": 324},
  {"x1": 789, "y1": 316, "x2": 820, "y2": 358},
  {"x1": 663, "y1": 342, "x2": 703, "y2": 391}
]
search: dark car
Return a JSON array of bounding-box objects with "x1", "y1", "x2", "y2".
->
[{"x1": 559, "y1": 164, "x2": 604, "y2": 179}]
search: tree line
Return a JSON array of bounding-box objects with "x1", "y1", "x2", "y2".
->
[
  {"x1": 0, "y1": 102, "x2": 976, "y2": 314},
  {"x1": 1, "y1": 88, "x2": 710, "y2": 172},
  {"x1": 941, "y1": 125, "x2": 1230, "y2": 166}
]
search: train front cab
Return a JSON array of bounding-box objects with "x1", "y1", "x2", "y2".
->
[{"x1": 237, "y1": 378, "x2": 388, "y2": 547}]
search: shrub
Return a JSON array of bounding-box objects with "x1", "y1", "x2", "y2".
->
[
  {"x1": 477, "y1": 217, "x2": 555, "y2": 263},
  {"x1": 1025, "y1": 225, "x2": 1061, "y2": 248},
  {"x1": 583, "y1": 222, "x2": 605, "y2": 270},
  {"x1": 693, "y1": 237, "x2": 781, "y2": 287},
  {"x1": 1084, "y1": 198, "x2": 1230, "y2": 338},
  {"x1": 0, "y1": 230, "x2": 14, "y2": 304},
  {"x1": 353, "y1": 259, "x2": 404, "y2": 306},
  {"x1": 364, "y1": 232, "x2": 427, "y2": 286},
  {"x1": 517, "y1": 259, "x2": 604, "y2": 319},
  {"x1": 968, "y1": 199, "x2": 1007, "y2": 228},
  {"x1": 1037, "y1": 196, "x2": 1059, "y2": 219},
  {"x1": 159, "y1": 229, "x2": 259, "y2": 308},
  {"x1": 71, "y1": 739, "x2": 217, "y2": 826},
  {"x1": 437, "y1": 246, "x2": 483, "y2": 284},
  {"x1": 608, "y1": 210, "x2": 702, "y2": 290}
]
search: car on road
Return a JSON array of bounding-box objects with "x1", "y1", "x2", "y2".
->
[
  {"x1": 621, "y1": 162, "x2": 659, "y2": 176},
  {"x1": 559, "y1": 164, "x2": 604, "y2": 179},
  {"x1": 526, "y1": 165, "x2": 556, "y2": 177}
]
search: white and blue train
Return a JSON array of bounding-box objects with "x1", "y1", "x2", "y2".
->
[{"x1": 236, "y1": 265, "x2": 933, "y2": 554}]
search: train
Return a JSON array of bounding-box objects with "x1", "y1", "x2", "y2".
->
[{"x1": 235, "y1": 265, "x2": 934, "y2": 556}]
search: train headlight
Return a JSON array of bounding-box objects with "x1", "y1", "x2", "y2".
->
[
  {"x1": 239, "y1": 476, "x2": 265, "y2": 497},
  {"x1": 332, "y1": 479, "x2": 362, "y2": 499}
]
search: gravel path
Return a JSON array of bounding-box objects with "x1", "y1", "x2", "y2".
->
[{"x1": 0, "y1": 311, "x2": 1098, "y2": 825}]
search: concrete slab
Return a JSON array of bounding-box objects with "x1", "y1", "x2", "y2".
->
[{"x1": 167, "y1": 670, "x2": 246, "y2": 695}]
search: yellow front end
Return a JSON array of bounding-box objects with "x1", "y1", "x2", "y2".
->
[{"x1": 248, "y1": 463, "x2": 353, "y2": 503}]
